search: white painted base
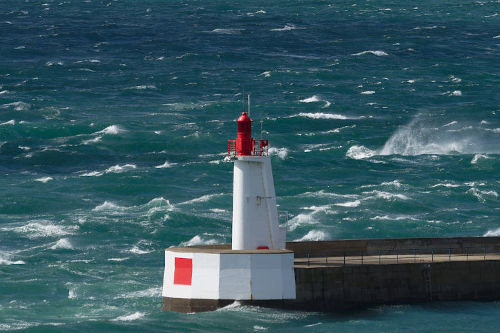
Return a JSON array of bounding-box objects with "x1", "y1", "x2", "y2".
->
[{"x1": 162, "y1": 249, "x2": 296, "y2": 300}]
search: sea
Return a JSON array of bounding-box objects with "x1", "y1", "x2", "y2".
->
[{"x1": 0, "y1": 0, "x2": 499, "y2": 331}]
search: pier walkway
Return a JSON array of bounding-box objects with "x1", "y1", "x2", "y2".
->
[{"x1": 294, "y1": 251, "x2": 500, "y2": 267}]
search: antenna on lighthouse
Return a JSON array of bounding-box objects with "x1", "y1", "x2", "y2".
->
[{"x1": 247, "y1": 94, "x2": 251, "y2": 117}]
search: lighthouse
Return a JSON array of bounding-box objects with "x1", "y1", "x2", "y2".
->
[
  {"x1": 162, "y1": 109, "x2": 296, "y2": 313},
  {"x1": 228, "y1": 112, "x2": 286, "y2": 250}
]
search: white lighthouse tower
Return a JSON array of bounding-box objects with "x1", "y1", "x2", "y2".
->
[
  {"x1": 228, "y1": 112, "x2": 286, "y2": 250},
  {"x1": 162, "y1": 109, "x2": 295, "y2": 313}
]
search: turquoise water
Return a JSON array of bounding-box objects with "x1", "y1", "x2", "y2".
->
[{"x1": 0, "y1": 0, "x2": 499, "y2": 331}]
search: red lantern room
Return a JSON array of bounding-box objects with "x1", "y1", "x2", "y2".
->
[
  {"x1": 236, "y1": 112, "x2": 252, "y2": 156},
  {"x1": 228, "y1": 112, "x2": 268, "y2": 157}
]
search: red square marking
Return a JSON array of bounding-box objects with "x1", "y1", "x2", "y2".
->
[{"x1": 174, "y1": 257, "x2": 192, "y2": 285}]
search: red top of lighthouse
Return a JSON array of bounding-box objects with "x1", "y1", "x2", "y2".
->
[
  {"x1": 228, "y1": 112, "x2": 268, "y2": 157},
  {"x1": 236, "y1": 112, "x2": 252, "y2": 155}
]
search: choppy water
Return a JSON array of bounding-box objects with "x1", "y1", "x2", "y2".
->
[{"x1": 1, "y1": 0, "x2": 499, "y2": 331}]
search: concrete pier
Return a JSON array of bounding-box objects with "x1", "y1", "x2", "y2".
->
[{"x1": 163, "y1": 236, "x2": 500, "y2": 312}]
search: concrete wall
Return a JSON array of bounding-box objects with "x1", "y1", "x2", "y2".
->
[
  {"x1": 167, "y1": 237, "x2": 500, "y2": 312},
  {"x1": 273, "y1": 259, "x2": 500, "y2": 311}
]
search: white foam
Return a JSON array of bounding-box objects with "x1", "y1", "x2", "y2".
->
[
  {"x1": 323, "y1": 125, "x2": 356, "y2": 134},
  {"x1": 297, "y1": 112, "x2": 348, "y2": 120},
  {"x1": 378, "y1": 117, "x2": 486, "y2": 156},
  {"x1": 180, "y1": 193, "x2": 224, "y2": 205},
  {"x1": 413, "y1": 25, "x2": 438, "y2": 30},
  {"x1": 431, "y1": 183, "x2": 461, "y2": 188},
  {"x1": 271, "y1": 24, "x2": 297, "y2": 31},
  {"x1": 299, "y1": 95, "x2": 321, "y2": 103},
  {"x1": 259, "y1": 71, "x2": 271, "y2": 77},
  {"x1": 0, "y1": 119, "x2": 15, "y2": 126},
  {"x1": 209, "y1": 208, "x2": 227, "y2": 213},
  {"x1": 217, "y1": 301, "x2": 243, "y2": 311},
  {"x1": 361, "y1": 180, "x2": 402, "y2": 189},
  {"x1": 298, "y1": 190, "x2": 358, "y2": 200},
  {"x1": 2, "y1": 101, "x2": 30, "y2": 111},
  {"x1": 370, "y1": 215, "x2": 418, "y2": 221},
  {"x1": 335, "y1": 200, "x2": 361, "y2": 207},
  {"x1": 92, "y1": 201, "x2": 126, "y2": 212},
  {"x1": 112, "y1": 312, "x2": 145, "y2": 321},
  {"x1": 288, "y1": 213, "x2": 319, "y2": 231},
  {"x1": 97, "y1": 125, "x2": 123, "y2": 135},
  {"x1": 180, "y1": 235, "x2": 218, "y2": 247},
  {"x1": 108, "y1": 257, "x2": 130, "y2": 262},
  {"x1": 467, "y1": 188, "x2": 498, "y2": 203},
  {"x1": 68, "y1": 288, "x2": 77, "y2": 299},
  {"x1": 346, "y1": 145, "x2": 377, "y2": 159},
  {"x1": 117, "y1": 287, "x2": 162, "y2": 299},
  {"x1": 126, "y1": 85, "x2": 156, "y2": 90},
  {"x1": 471, "y1": 154, "x2": 489, "y2": 164},
  {"x1": 352, "y1": 50, "x2": 388, "y2": 56},
  {"x1": 363, "y1": 190, "x2": 409, "y2": 200},
  {"x1": 361, "y1": 91, "x2": 375, "y2": 95},
  {"x1": 5, "y1": 220, "x2": 77, "y2": 239},
  {"x1": 443, "y1": 121, "x2": 458, "y2": 127},
  {"x1": 209, "y1": 28, "x2": 243, "y2": 34},
  {"x1": 247, "y1": 10, "x2": 266, "y2": 16},
  {"x1": 155, "y1": 161, "x2": 177, "y2": 168},
  {"x1": 146, "y1": 197, "x2": 174, "y2": 208},
  {"x1": 381, "y1": 180, "x2": 402, "y2": 188},
  {"x1": 129, "y1": 246, "x2": 152, "y2": 254},
  {"x1": 484, "y1": 228, "x2": 500, "y2": 237},
  {"x1": 35, "y1": 176, "x2": 53, "y2": 183},
  {"x1": 0, "y1": 258, "x2": 25, "y2": 265},
  {"x1": 450, "y1": 90, "x2": 462, "y2": 96},
  {"x1": 80, "y1": 171, "x2": 103, "y2": 177},
  {"x1": 46, "y1": 61, "x2": 64, "y2": 66},
  {"x1": 82, "y1": 136, "x2": 102, "y2": 145},
  {"x1": 50, "y1": 238, "x2": 74, "y2": 250},
  {"x1": 295, "y1": 230, "x2": 329, "y2": 241},
  {"x1": 80, "y1": 164, "x2": 137, "y2": 177},
  {"x1": 105, "y1": 164, "x2": 137, "y2": 173},
  {"x1": 268, "y1": 147, "x2": 288, "y2": 159},
  {"x1": 0, "y1": 252, "x2": 25, "y2": 265}
]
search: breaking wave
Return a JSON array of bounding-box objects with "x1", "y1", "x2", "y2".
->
[
  {"x1": 92, "y1": 201, "x2": 127, "y2": 212},
  {"x1": 97, "y1": 124, "x2": 124, "y2": 135},
  {"x1": 347, "y1": 115, "x2": 500, "y2": 159},
  {"x1": 3, "y1": 220, "x2": 78, "y2": 239},
  {"x1": 295, "y1": 230, "x2": 329, "y2": 241},
  {"x1": 112, "y1": 312, "x2": 145, "y2": 321},
  {"x1": 271, "y1": 24, "x2": 298, "y2": 31},
  {"x1": 346, "y1": 145, "x2": 377, "y2": 159},
  {"x1": 294, "y1": 112, "x2": 359, "y2": 120},
  {"x1": 180, "y1": 235, "x2": 218, "y2": 246},
  {"x1": 0, "y1": 251, "x2": 25, "y2": 265},
  {"x1": 269, "y1": 147, "x2": 288, "y2": 159},
  {"x1": 352, "y1": 50, "x2": 388, "y2": 56},
  {"x1": 155, "y1": 161, "x2": 177, "y2": 168},
  {"x1": 50, "y1": 238, "x2": 74, "y2": 250},
  {"x1": 484, "y1": 228, "x2": 500, "y2": 237},
  {"x1": 35, "y1": 176, "x2": 53, "y2": 183}
]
